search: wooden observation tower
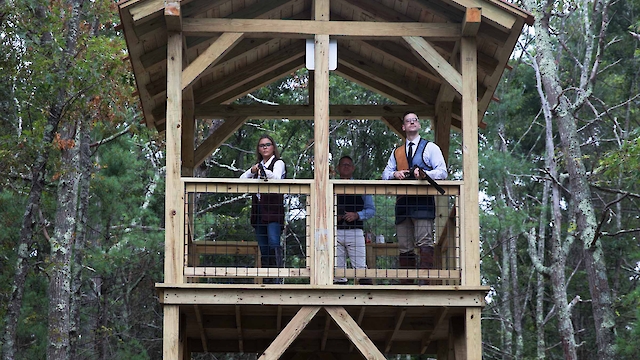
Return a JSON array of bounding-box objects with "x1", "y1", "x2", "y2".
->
[{"x1": 117, "y1": 0, "x2": 532, "y2": 359}]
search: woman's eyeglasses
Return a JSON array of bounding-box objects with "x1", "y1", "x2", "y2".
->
[{"x1": 258, "y1": 142, "x2": 273, "y2": 149}]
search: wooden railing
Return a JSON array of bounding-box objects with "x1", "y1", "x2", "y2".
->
[{"x1": 181, "y1": 178, "x2": 463, "y2": 285}]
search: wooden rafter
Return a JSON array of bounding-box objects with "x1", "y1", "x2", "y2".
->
[
  {"x1": 338, "y1": 47, "x2": 436, "y2": 104},
  {"x1": 182, "y1": 32, "x2": 244, "y2": 90},
  {"x1": 403, "y1": 36, "x2": 463, "y2": 95},
  {"x1": 195, "y1": 41, "x2": 305, "y2": 104}
]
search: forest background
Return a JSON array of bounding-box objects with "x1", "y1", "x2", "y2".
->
[{"x1": 0, "y1": 0, "x2": 639, "y2": 359}]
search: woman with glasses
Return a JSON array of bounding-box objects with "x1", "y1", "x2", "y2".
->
[{"x1": 240, "y1": 135, "x2": 286, "y2": 283}]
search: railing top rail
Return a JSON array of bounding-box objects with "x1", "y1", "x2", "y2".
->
[{"x1": 182, "y1": 177, "x2": 315, "y2": 185}]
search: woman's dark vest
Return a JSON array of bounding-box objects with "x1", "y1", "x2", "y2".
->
[
  {"x1": 337, "y1": 194, "x2": 365, "y2": 229},
  {"x1": 250, "y1": 159, "x2": 286, "y2": 226},
  {"x1": 393, "y1": 139, "x2": 435, "y2": 224}
]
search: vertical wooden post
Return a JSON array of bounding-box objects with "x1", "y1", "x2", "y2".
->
[
  {"x1": 312, "y1": 0, "x2": 331, "y2": 285},
  {"x1": 164, "y1": 28, "x2": 183, "y2": 360},
  {"x1": 460, "y1": 37, "x2": 479, "y2": 287},
  {"x1": 461, "y1": 35, "x2": 481, "y2": 360},
  {"x1": 165, "y1": 31, "x2": 184, "y2": 284},
  {"x1": 164, "y1": 305, "x2": 181, "y2": 360}
]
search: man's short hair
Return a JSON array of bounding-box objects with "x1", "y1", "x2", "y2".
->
[{"x1": 402, "y1": 111, "x2": 416, "y2": 120}]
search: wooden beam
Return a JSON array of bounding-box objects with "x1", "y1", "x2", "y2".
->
[
  {"x1": 462, "y1": 8, "x2": 482, "y2": 36},
  {"x1": 208, "y1": 55, "x2": 305, "y2": 105},
  {"x1": 130, "y1": 0, "x2": 163, "y2": 24},
  {"x1": 164, "y1": 31, "x2": 183, "y2": 283},
  {"x1": 356, "y1": 39, "x2": 441, "y2": 83},
  {"x1": 403, "y1": 36, "x2": 463, "y2": 95},
  {"x1": 164, "y1": 1, "x2": 182, "y2": 32},
  {"x1": 444, "y1": 0, "x2": 517, "y2": 31},
  {"x1": 193, "y1": 117, "x2": 247, "y2": 167},
  {"x1": 321, "y1": 315, "x2": 331, "y2": 351},
  {"x1": 182, "y1": 32, "x2": 244, "y2": 90},
  {"x1": 420, "y1": 307, "x2": 449, "y2": 354},
  {"x1": 338, "y1": 47, "x2": 435, "y2": 104},
  {"x1": 384, "y1": 308, "x2": 406, "y2": 353},
  {"x1": 193, "y1": 305, "x2": 208, "y2": 352},
  {"x1": 334, "y1": 67, "x2": 411, "y2": 105},
  {"x1": 158, "y1": 285, "x2": 489, "y2": 306},
  {"x1": 460, "y1": 37, "x2": 479, "y2": 286},
  {"x1": 183, "y1": 18, "x2": 461, "y2": 39},
  {"x1": 235, "y1": 305, "x2": 244, "y2": 353},
  {"x1": 466, "y1": 307, "x2": 482, "y2": 360},
  {"x1": 325, "y1": 306, "x2": 385, "y2": 360},
  {"x1": 334, "y1": 0, "x2": 414, "y2": 22},
  {"x1": 163, "y1": 305, "x2": 181, "y2": 360},
  {"x1": 193, "y1": 104, "x2": 436, "y2": 120},
  {"x1": 195, "y1": 41, "x2": 305, "y2": 104},
  {"x1": 348, "y1": 307, "x2": 367, "y2": 353},
  {"x1": 313, "y1": 0, "x2": 332, "y2": 286},
  {"x1": 258, "y1": 306, "x2": 321, "y2": 360}
]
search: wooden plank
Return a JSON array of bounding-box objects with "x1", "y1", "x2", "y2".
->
[
  {"x1": 165, "y1": 32, "x2": 184, "y2": 283},
  {"x1": 460, "y1": 37, "x2": 479, "y2": 286},
  {"x1": 182, "y1": 18, "x2": 461, "y2": 39},
  {"x1": 325, "y1": 306, "x2": 386, "y2": 360},
  {"x1": 334, "y1": 0, "x2": 413, "y2": 22},
  {"x1": 130, "y1": 0, "x2": 163, "y2": 24},
  {"x1": 159, "y1": 286, "x2": 489, "y2": 307},
  {"x1": 258, "y1": 306, "x2": 321, "y2": 360},
  {"x1": 182, "y1": 32, "x2": 244, "y2": 90},
  {"x1": 403, "y1": 36, "x2": 463, "y2": 95}
]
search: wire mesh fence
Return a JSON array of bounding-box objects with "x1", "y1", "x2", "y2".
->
[{"x1": 182, "y1": 179, "x2": 460, "y2": 285}]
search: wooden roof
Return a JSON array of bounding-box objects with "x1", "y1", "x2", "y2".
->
[{"x1": 117, "y1": 0, "x2": 532, "y2": 135}]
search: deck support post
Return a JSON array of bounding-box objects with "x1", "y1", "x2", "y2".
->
[{"x1": 312, "y1": 0, "x2": 332, "y2": 286}]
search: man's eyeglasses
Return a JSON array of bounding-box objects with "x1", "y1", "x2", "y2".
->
[
  {"x1": 258, "y1": 142, "x2": 273, "y2": 149},
  {"x1": 338, "y1": 163, "x2": 353, "y2": 167},
  {"x1": 404, "y1": 117, "x2": 419, "y2": 123}
]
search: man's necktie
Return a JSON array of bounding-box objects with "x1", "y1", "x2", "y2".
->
[{"x1": 407, "y1": 142, "x2": 414, "y2": 168}]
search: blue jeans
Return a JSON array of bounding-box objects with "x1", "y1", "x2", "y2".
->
[{"x1": 255, "y1": 222, "x2": 282, "y2": 267}]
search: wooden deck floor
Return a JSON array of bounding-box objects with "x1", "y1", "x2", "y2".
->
[{"x1": 158, "y1": 284, "x2": 488, "y2": 357}]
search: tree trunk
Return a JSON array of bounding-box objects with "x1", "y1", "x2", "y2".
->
[
  {"x1": 535, "y1": 182, "x2": 549, "y2": 360},
  {"x1": 70, "y1": 115, "x2": 91, "y2": 359},
  {"x1": 47, "y1": 116, "x2": 81, "y2": 359},
  {"x1": 500, "y1": 233, "x2": 513, "y2": 360}
]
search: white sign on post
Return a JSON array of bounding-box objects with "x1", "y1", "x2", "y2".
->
[{"x1": 305, "y1": 38, "x2": 337, "y2": 70}]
